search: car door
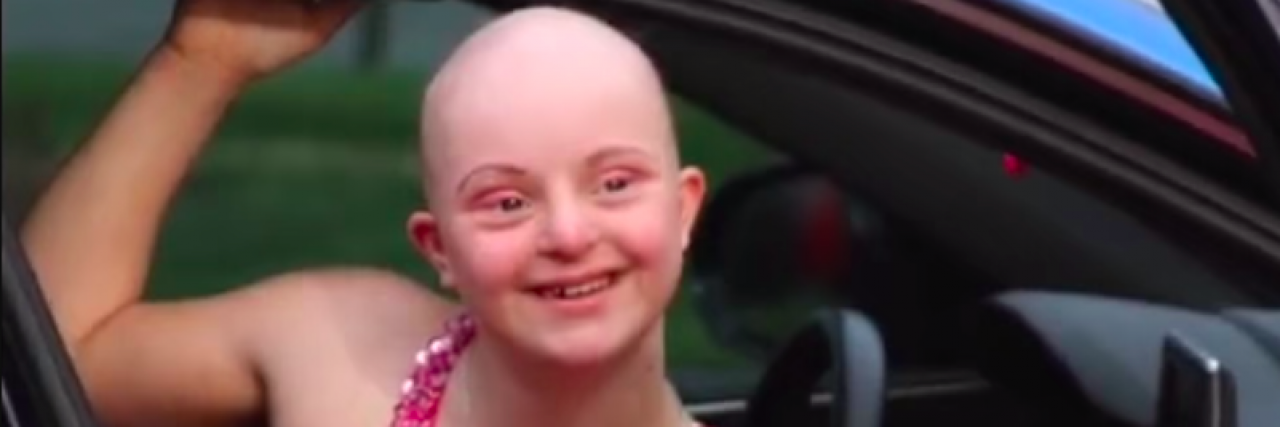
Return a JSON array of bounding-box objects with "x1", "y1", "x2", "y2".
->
[
  {"x1": 1, "y1": 216, "x2": 99, "y2": 427},
  {"x1": 1160, "y1": 0, "x2": 1280, "y2": 197}
]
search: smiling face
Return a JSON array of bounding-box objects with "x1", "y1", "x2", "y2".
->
[{"x1": 408, "y1": 7, "x2": 706, "y2": 367}]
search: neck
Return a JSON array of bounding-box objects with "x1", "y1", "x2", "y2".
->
[{"x1": 452, "y1": 319, "x2": 689, "y2": 427}]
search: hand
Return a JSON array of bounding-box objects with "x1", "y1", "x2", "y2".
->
[{"x1": 161, "y1": 0, "x2": 366, "y2": 85}]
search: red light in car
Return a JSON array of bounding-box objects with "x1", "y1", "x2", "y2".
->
[{"x1": 1003, "y1": 153, "x2": 1029, "y2": 179}]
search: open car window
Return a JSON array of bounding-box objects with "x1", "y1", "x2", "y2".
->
[{"x1": 2, "y1": 0, "x2": 782, "y2": 408}]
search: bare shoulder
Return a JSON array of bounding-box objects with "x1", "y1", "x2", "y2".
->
[
  {"x1": 237, "y1": 266, "x2": 459, "y2": 378},
  {"x1": 235, "y1": 267, "x2": 460, "y2": 424},
  {"x1": 71, "y1": 267, "x2": 451, "y2": 427},
  {"x1": 248, "y1": 267, "x2": 452, "y2": 313},
  {"x1": 239, "y1": 267, "x2": 458, "y2": 342}
]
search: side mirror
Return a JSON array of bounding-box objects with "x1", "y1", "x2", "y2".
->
[{"x1": 688, "y1": 164, "x2": 889, "y2": 361}]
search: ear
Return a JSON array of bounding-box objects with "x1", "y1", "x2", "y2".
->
[
  {"x1": 407, "y1": 210, "x2": 456, "y2": 288},
  {"x1": 676, "y1": 166, "x2": 708, "y2": 251}
]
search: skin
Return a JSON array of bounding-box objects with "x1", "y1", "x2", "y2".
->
[
  {"x1": 21, "y1": 0, "x2": 704, "y2": 426},
  {"x1": 411, "y1": 8, "x2": 706, "y2": 427}
]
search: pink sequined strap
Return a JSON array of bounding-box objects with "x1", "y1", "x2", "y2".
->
[
  {"x1": 390, "y1": 313, "x2": 477, "y2": 427},
  {"x1": 390, "y1": 313, "x2": 709, "y2": 427}
]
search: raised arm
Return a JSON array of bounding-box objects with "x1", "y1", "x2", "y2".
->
[
  {"x1": 20, "y1": 0, "x2": 363, "y2": 424},
  {"x1": 22, "y1": 42, "x2": 243, "y2": 357}
]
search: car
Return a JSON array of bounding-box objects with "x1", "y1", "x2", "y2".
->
[{"x1": 3, "y1": 0, "x2": 1278, "y2": 426}]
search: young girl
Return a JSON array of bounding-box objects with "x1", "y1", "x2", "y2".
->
[{"x1": 21, "y1": 1, "x2": 708, "y2": 426}]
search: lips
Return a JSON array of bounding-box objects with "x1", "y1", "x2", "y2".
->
[{"x1": 528, "y1": 272, "x2": 619, "y2": 300}]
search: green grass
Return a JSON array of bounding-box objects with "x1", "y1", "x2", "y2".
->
[{"x1": 3, "y1": 54, "x2": 778, "y2": 374}]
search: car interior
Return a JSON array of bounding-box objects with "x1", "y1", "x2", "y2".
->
[
  {"x1": 3, "y1": 1, "x2": 1279, "y2": 427},
  {"x1": 592, "y1": 2, "x2": 1280, "y2": 427}
]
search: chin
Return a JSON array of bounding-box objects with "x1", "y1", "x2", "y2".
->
[{"x1": 527, "y1": 311, "x2": 659, "y2": 368}]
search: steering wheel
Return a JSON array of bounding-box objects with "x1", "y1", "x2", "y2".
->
[{"x1": 744, "y1": 309, "x2": 887, "y2": 427}]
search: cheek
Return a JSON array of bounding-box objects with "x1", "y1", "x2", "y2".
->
[
  {"x1": 610, "y1": 198, "x2": 686, "y2": 282},
  {"x1": 448, "y1": 227, "x2": 536, "y2": 293}
]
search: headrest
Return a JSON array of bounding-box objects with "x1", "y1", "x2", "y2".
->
[{"x1": 688, "y1": 165, "x2": 890, "y2": 359}]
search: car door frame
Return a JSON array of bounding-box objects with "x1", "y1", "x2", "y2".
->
[
  {"x1": 1160, "y1": 0, "x2": 1280, "y2": 199},
  {"x1": 1, "y1": 215, "x2": 99, "y2": 427}
]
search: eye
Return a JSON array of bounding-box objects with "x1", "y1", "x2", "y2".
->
[
  {"x1": 602, "y1": 176, "x2": 632, "y2": 193},
  {"x1": 473, "y1": 189, "x2": 530, "y2": 216},
  {"x1": 594, "y1": 168, "x2": 647, "y2": 202},
  {"x1": 494, "y1": 195, "x2": 528, "y2": 213}
]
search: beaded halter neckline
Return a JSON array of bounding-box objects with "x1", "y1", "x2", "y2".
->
[
  {"x1": 390, "y1": 314, "x2": 477, "y2": 427},
  {"x1": 388, "y1": 313, "x2": 705, "y2": 427}
]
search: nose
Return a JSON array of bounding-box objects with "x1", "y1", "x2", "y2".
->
[{"x1": 536, "y1": 194, "x2": 601, "y2": 260}]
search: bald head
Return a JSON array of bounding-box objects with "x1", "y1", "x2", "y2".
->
[{"x1": 419, "y1": 6, "x2": 675, "y2": 202}]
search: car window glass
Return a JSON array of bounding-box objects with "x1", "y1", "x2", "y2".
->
[{"x1": 996, "y1": 0, "x2": 1225, "y2": 101}]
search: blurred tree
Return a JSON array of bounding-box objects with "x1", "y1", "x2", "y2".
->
[
  {"x1": 2, "y1": 100, "x2": 57, "y2": 226},
  {"x1": 357, "y1": 1, "x2": 392, "y2": 71}
]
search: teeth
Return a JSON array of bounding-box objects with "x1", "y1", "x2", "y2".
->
[{"x1": 536, "y1": 276, "x2": 614, "y2": 300}]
